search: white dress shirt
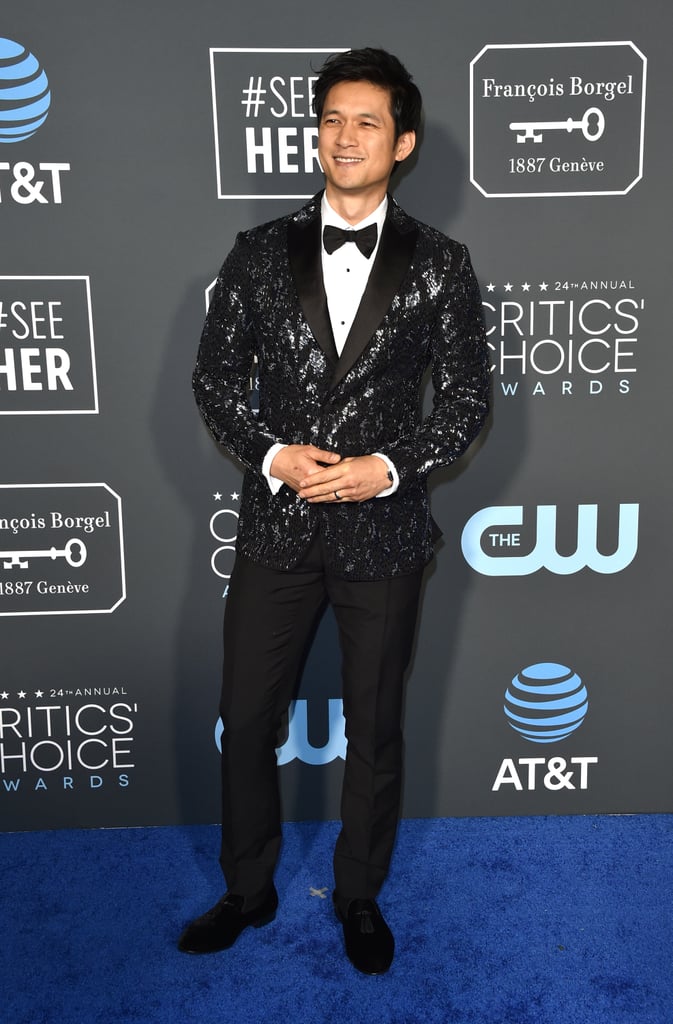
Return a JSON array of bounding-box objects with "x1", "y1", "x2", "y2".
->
[{"x1": 321, "y1": 193, "x2": 386, "y2": 354}]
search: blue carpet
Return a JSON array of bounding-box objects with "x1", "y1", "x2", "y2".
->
[{"x1": 2, "y1": 816, "x2": 671, "y2": 1024}]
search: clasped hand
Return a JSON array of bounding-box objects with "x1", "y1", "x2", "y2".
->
[{"x1": 269, "y1": 445, "x2": 390, "y2": 503}]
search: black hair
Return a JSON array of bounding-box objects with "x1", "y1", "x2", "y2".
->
[{"x1": 313, "y1": 48, "x2": 422, "y2": 139}]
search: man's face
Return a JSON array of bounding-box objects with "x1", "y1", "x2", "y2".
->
[{"x1": 317, "y1": 80, "x2": 415, "y2": 207}]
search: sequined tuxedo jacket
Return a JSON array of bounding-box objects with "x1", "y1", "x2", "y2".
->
[{"x1": 193, "y1": 193, "x2": 489, "y2": 580}]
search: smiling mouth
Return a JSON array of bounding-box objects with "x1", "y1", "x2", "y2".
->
[{"x1": 333, "y1": 156, "x2": 364, "y2": 164}]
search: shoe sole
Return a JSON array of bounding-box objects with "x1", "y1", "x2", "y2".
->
[{"x1": 252, "y1": 908, "x2": 277, "y2": 929}]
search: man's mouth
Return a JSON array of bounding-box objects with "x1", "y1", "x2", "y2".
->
[{"x1": 334, "y1": 156, "x2": 364, "y2": 164}]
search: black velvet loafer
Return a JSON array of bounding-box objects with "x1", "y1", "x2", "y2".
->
[
  {"x1": 334, "y1": 893, "x2": 394, "y2": 975},
  {"x1": 178, "y1": 886, "x2": 278, "y2": 954}
]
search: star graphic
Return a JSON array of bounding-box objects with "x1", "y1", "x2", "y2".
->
[
  {"x1": 17, "y1": 690, "x2": 27, "y2": 699},
  {"x1": 504, "y1": 282, "x2": 513, "y2": 293},
  {"x1": 231, "y1": 492, "x2": 240, "y2": 502},
  {"x1": 486, "y1": 282, "x2": 495, "y2": 293},
  {"x1": 213, "y1": 491, "x2": 222, "y2": 501},
  {"x1": 0, "y1": 692, "x2": 8, "y2": 700},
  {"x1": 521, "y1": 282, "x2": 531, "y2": 292},
  {"x1": 35, "y1": 690, "x2": 44, "y2": 698},
  {"x1": 539, "y1": 281, "x2": 549, "y2": 292}
]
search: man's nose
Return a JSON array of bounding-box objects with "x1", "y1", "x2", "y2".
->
[{"x1": 336, "y1": 124, "x2": 357, "y2": 146}]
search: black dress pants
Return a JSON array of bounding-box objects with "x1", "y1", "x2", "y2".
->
[{"x1": 218, "y1": 529, "x2": 424, "y2": 910}]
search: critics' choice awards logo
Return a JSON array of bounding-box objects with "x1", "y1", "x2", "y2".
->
[
  {"x1": 0, "y1": 37, "x2": 69, "y2": 204},
  {"x1": 210, "y1": 489, "x2": 239, "y2": 595},
  {"x1": 462, "y1": 504, "x2": 639, "y2": 577},
  {"x1": 209, "y1": 47, "x2": 347, "y2": 199},
  {"x1": 493, "y1": 663, "x2": 598, "y2": 793},
  {"x1": 216, "y1": 698, "x2": 347, "y2": 766},
  {"x1": 1, "y1": 686, "x2": 137, "y2": 794},
  {"x1": 470, "y1": 42, "x2": 646, "y2": 197},
  {"x1": 0, "y1": 277, "x2": 98, "y2": 415},
  {"x1": 0, "y1": 483, "x2": 125, "y2": 616},
  {"x1": 482, "y1": 282, "x2": 642, "y2": 399}
]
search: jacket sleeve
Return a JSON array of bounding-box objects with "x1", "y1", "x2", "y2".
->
[
  {"x1": 382, "y1": 242, "x2": 490, "y2": 492},
  {"x1": 192, "y1": 232, "x2": 282, "y2": 473}
]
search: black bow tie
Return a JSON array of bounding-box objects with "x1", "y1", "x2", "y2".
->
[{"x1": 322, "y1": 223, "x2": 378, "y2": 258}]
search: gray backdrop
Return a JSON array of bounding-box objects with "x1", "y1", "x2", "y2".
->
[{"x1": 1, "y1": 0, "x2": 671, "y2": 832}]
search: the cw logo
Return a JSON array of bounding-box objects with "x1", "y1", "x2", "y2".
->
[
  {"x1": 461, "y1": 503, "x2": 639, "y2": 576},
  {"x1": 215, "y1": 698, "x2": 347, "y2": 766}
]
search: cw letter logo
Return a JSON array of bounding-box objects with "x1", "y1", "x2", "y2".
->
[
  {"x1": 276, "y1": 699, "x2": 346, "y2": 765},
  {"x1": 461, "y1": 504, "x2": 639, "y2": 576},
  {"x1": 215, "y1": 698, "x2": 347, "y2": 766}
]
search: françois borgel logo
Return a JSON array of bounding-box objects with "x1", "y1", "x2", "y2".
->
[
  {"x1": 0, "y1": 37, "x2": 69, "y2": 204},
  {"x1": 209, "y1": 47, "x2": 347, "y2": 199},
  {"x1": 470, "y1": 42, "x2": 646, "y2": 197},
  {"x1": 0, "y1": 277, "x2": 98, "y2": 414},
  {"x1": 0, "y1": 484, "x2": 125, "y2": 616}
]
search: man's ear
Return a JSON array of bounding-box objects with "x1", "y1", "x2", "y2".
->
[{"x1": 394, "y1": 131, "x2": 416, "y2": 164}]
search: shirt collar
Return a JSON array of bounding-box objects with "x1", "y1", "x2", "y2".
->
[{"x1": 321, "y1": 193, "x2": 388, "y2": 233}]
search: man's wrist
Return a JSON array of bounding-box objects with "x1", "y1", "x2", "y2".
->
[
  {"x1": 371, "y1": 453, "x2": 398, "y2": 496},
  {"x1": 262, "y1": 442, "x2": 286, "y2": 494}
]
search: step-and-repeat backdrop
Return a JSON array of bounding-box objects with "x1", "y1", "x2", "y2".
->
[{"x1": 2, "y1": 1, "x2": 671, "y2": 831}]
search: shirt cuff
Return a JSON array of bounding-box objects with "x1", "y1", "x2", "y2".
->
[
  {"x1": 262, "y1": 442, "x2": 286, "y2": 494},
  {"x1": 371, "y1": 452, "x2": 398, "y2": 497}
]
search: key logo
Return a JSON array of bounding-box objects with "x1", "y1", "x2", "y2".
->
[
  {"x1": 509, "y1": 105, "x2": 605, "y2": 146},
  {"x1": 470, "y1": 41, "x2": 646, "y2": 196}
]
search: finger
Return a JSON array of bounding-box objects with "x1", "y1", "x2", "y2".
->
[
  {"x1": 309, "y1": 485, "x2": 354, "y2": 505},
  {"x1": 307, "y1": 488, "x2": 352, "y2": 504},
  {"x1": 298, "y1": 469, "x2": 347, "y2": 493},
  {"x1": 301, "y1": 483, "x2": 342, "y2": 500},
  {"x1": 309, "y1": 447, "x2": 341, "y2": 464}
]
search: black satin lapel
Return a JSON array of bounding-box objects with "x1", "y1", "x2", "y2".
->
[
  {"x1": 287, "y1": 216, "x2": 338, "y2": 365},
  {"x1": 330, "y1": 218, "x2": 418, "y2": 389}
]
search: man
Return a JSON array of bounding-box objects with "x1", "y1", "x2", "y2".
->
[{"x1": 180, "y1": 48, "x2": 489, "y2": 975}]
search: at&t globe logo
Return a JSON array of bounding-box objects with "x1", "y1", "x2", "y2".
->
[
  {"x1": 492, "y1": 662, "x2": 598, "y2": 793},
  {"x1": 505, "y1": 662, "x2": 588, "y2": 742},
  {"x1": 0, "y1": 37, "x2": 51, "y2": 143}
]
